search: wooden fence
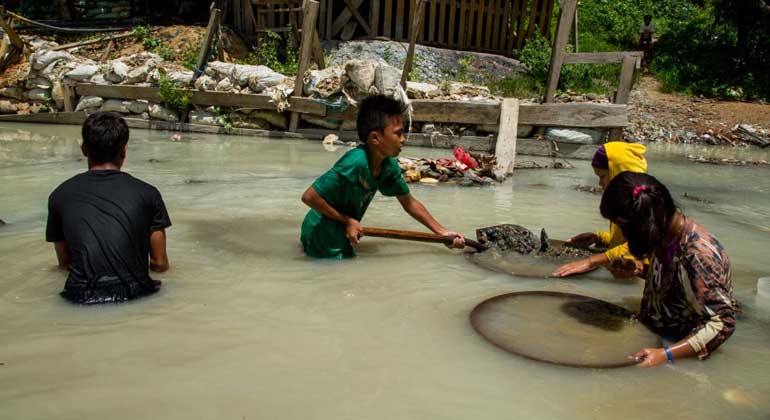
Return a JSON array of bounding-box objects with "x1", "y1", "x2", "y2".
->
[{"x1": 231, "y1": 0, "x2": 555, "y2": 56}]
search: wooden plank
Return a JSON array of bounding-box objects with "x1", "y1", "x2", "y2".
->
[
  {"x1": 312, "y1": 30, "x2": 325, "y2": 68},
  {"x1": 494, "y1": 98, "x2": 519, "y2": 174},
  {"x1": 429, "y1": 0, "x2": 437, "y2": 42},
  {"x1": 608, "y1": 54, "x2": 636, "y2": 140},
  {"x1": 343, "y1": 0, "x2": 373, "y2": 35},
  {"x1": 370, "y1": 0, "x2": 380, "y2": 34},
  {"x1": 543, "y1": 0, "x2": 577, "y2": 102},
  {"x1": 514, "y1": 0, "x2": 528, "y2": 50},
  {"x1": 290, "y1": 0, "x2": 320, "y2": 131},
  {"x1": 519, "y1": 103, "x2": 627, "y2": 128},
  {"x1": 0, "y1": 6, "x2": 24, "y2": 49},
  {"x1": 475, "y1": 0, "x2": 485, "y2": 48},
  {"x1": 326, "y1": 0, "x2": 333, "y2": 39},
  {"x1": 331, "y1": 0, "x2": 363, "y2": 36},
  {"x1": 507, "y1": 0, "x2": 518, "y2": 52},
  {"x1": 571, "y1": 4, "x2": 577, "y2": 48},
  {"x1": 383, "y1": 0, "x2": 393, "y2": 37},
  {"x1": 544, "y1": 0, "x2": 555, "y2": 39},
  {"x1": 62, "y1": 81, "x2": 77, "y2": 112},
  {"x1": 0, "y1": 111, "x2": 87, "y2": 125},
  {"x1": 563, "y1": 51, "x2": 643, "y2": 64},
  {"x1": 193, "y1": 8, "x2": 222, "y2": 80},
  {"x1": 74, "y1": 83, "x2": 327, "y2": 116},
  {"x1": 318, "y1": 0, "x2": 326, "y2": 36},
  {"x1": 499, "y1": 0, "x2": 510, "y2": 52},
  {"x1": 523, "y1": 0, "x2": 539, "y2": 42},
  {"x1": 457, "y1": 0, "x2": 465, "y2": 48},
  {"x1": 537, "y1": 0, "x2": 550, "y2": 37},
  {"x1": 396, "y1": 0, "x2": 406, "y2": 39},
  {"x1": 401, "y1": 0, "x2": 427, "y2": 87},
  {"x1": 412, "y1": 100, "x2": 500, "y2": 124},
  {"x1": 340, "y1": 21, "x2": 357, "y2": 40},
  {"x1": 438, "y1": 0, "x2": 446, "y2": 44},
  {"x1": 484, "y1": 0, "x2": 495, "y2": 50}
]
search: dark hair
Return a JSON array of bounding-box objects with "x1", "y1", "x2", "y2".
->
[
  {"x1": 82, "y1": 112, "x2": 129, "y2": 164},
  {"x1": 356, "y1": 95, "x2": 407, "y2": 143},
  {"x1": 600, "y1": 172, "x2": 677, "y2": 258},
  {"x1": 644, "y1": 14, "x2": 652, "y2": 20}
]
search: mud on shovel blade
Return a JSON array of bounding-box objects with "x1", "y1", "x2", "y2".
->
[{"x1": 475, "y1": 224, "x2": 541, "y2": 253}]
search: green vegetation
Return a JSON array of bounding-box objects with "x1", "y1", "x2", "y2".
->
[
  {"x1": 132, "y1": 25, "x2": 182, "y2": 63},
  {"x1": 457, "y1": 57, "x2": 473, "y2": 82},
  {"x1": 236, "y1": 31, "x2": 298, "y2": 75},
  {"x1": 486, "y1": 74, "x2": 540, "y2": 98},
  {"x1": 157, "y1": 71, "x2": 192, "y2": 111}
]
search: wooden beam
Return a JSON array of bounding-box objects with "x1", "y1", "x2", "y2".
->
[
  {"x1": 401, "y1": 0, "x2": 426, "y2": 88},
  {"x1": 608, "y1": 54, "x2": 636, "y2": 140},
  {"x1": 411, "y1": 100, "x2": 500, "y2": 124},
  {"x1": 62, "y1": 81, "x2": 77, "y2": 112},
  {"x1": 438, "y1": 0, "x2": 447, "y2": 45},
  {"x1": 494, "y1": 98, "x2": 519, "y2": 175},
  {"x1": 563, "y1": 51, "x2": 643, "y2": 64},
  {"x1": 519, "y1": 103, "x2": 627, "y2": 128},
  {"x1": 370, "y1": 0, "x2": 380, "y2": 34},
  {"x1": 383, "y1": 0, "x2": 393, "y2": 37},
  {"x1": 74, "y1": 84, "x2": 326, "y2": 116},
  {"x1": 514, "y1": 0, "x2": 528, "y2": 51},
  {"x1": 0, "y1": 6, "x2": 24, "y2": 50},
  {"x1": 312, "y1": 30, "x2": 325, "y2": 68},
  {"x1": 289, "y1": 0, "x2": 320, "y2": 131},
  {"x1": 193, "y1": 7, "x2": 222, "y2": 80},
  {"x1": 396, "y1": 0, "x2": 406, "y2": 39},
  {"x1": 343, "y1": 0, "x2": 373, "y2": 35},
  {"x1": 543, "y1": 0, "x2": 577, "y2": 102},
  {"x1": 331, "y1": 0, "x2": 363, "y2": 36}
]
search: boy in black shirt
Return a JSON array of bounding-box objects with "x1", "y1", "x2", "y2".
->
[{"x1": 46, "y1": 112, "x2": 171, "y2": 304}]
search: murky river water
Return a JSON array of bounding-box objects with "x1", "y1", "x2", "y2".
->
[{"x1": 1, "y1": 123, "x2": 769, "y2": 419}]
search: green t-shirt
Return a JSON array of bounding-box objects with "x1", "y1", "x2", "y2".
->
[{"x1": 301, "y1": 146, "x2": 410, "y2": 259}]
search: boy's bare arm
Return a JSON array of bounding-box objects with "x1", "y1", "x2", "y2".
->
[
  {"x1": 396, "y1": 193, "x2": 465, "y2": 248},
  {"x1": 53, "y1": 242, "x2": 70, "y2": 269},
  {"x1": 149, "y1": 229, "x2": 169, "y2": 272},
  {"x1": 301, "y1": 186, "x2": 363, "y2": 244}
]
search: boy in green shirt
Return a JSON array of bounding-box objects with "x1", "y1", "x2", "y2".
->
[{"x1": 300, "y1": 95, "x2": 466, "y2": 259}]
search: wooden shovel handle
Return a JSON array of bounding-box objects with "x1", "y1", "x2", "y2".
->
[{"x1": 362, "y1": 227, "x2": 488, "y2": 252}]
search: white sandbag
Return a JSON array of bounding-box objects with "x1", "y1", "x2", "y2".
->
[
  {"x1": 125, "y1": 99, "x2": 149, "y2": 114},
  {"x1": 26, "y1": 88, "x2": 51, "y2": 101},
  {"x1": 65, "y1": 64, "x2": 101, "y2": 82},
  {"x1": 26, "y1": 77, "x2": 53, "y2": 90},
  {"x1": 304, "y1": 66, "x2": 345, "y2": 97},
  {"x1": 194, "y1": 75, "x2": 217, "y2": 91},
  {"x1": 189, "y1": 109, "x2": 222, "y2": 126},
  {"x1": 148, "y1": 103, "x2": 178, "y2": 122},
  {"x1": 31, "y1": 50, "x2": 73, "y2": 71},
  {"x1": 374, "y1": 63, "x2": 402, "y2": 96},
  {"x1": 51, "y1": 80, "x2": 64, "y2": 109},
  {"x1": 345, "y1": 60, "x2": 377, "y2": 92},
  {"x1": 204, "y1": 61, "x2": 235, "y2": 81},
  {"x1": 247, "y1": 68, "x2": 287, "y2": 93},
  {"x1": 124, "y1": 65, "x2": 150, "y2": 85},
  {"x1": 100, "y1": 99, "x2": 131, "y2": 113},
  {"x1": 75, "y1": 96, "x2": 104, "y2": 111},
  {"x1": 105, "y1": 60, "x2": 130, "y2": 83},
  {"x1": 0, "y1": 87, "x2": 25, "y2": 100},
  {"x1": 89, "y1": 73, "x2": 110, "y2": 85},
  {"x1": 215, "y1": 77, "x2": 234, "y2": 92},
  {"x1": 167, "y1": 70, "x2": 194, "y2": 86}
]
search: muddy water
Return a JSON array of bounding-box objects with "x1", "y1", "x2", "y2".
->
[{"x1": 1, "y1": 123, "x2": 768, "y2": 419}]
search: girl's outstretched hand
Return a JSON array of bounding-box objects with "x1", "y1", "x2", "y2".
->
[{"x1": 632, "y1": 348, "x2": 668, "y2": 367}]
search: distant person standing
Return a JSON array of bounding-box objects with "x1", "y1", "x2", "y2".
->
[
  {"x1": 46, "y1": 112, "x2": 171, "y2": 304},
  {"x1": 639, "y1": 14, "x2": 654, "y2": 66}
]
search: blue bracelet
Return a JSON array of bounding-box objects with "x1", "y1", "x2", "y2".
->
[{"x1": 663, "y1": 346, "x2": 674, "y2": 364}]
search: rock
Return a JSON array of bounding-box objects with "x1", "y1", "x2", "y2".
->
[
  {"x1": 229, "y1": 112, "x2": 271, "y2": 129},
  {"x1": 194, "y1": 75, "x2": 218, "y2": 91},
  {"x1": 345, "y1": 59, "x2": 377, "y2": 92},
  {"x1": 105, "y1": 60, "x2": 130, "y2": 83},
  {"x1": 250, "y1": 111, "x2": 287, "y2": 130},
  {"x1": 100, "y1": 99, "x2": 131, "y2": 113},
  {"x1": 204, "y1": 61, "x2": 235, "y2": 81},
  {"x1": 189, "y1": 109, "x2": 222, "y2": 126},
  {"x1": 75, "y1": 96, "x2": 104, "y2": 111},
  {"x1": 301, "y1": 114, "x2": 341, "y2": 129},
  {"x1": 493, "y1": 169, "x2": 507, "y2": 182},
  {"x1": 406, "y1": 81, "x2": 440, "y2": 99},
  {"x1": 125, "y1": 99, "x2": 149, "y2": 114},
  {"x1": 445, "y1": 81, "x2": 491, "y2": 97},
  {"x1": 215, "y1": 77, "x2": 234, "y2": 92},
  {"x1": 304, "y1": 66, "x2": 346, "y2": 97},
  {"x1": 148, "y1": 103, "x2": 178, "y2": 122},
  {"x1": 31, "y1": 50, "x2": 73, "y2": 71},
  {"x1": 26, "y1": 88, "x2": 51, "y2": 102},
  {"x1": 545, "y1": 128, "x2": 596, "y2": 145},
  {"x1": 0, "y1": 87, "x2": 25, "y2": 101},
  {"x1": 65, "y1": 64, "x2": 100, "y2": 82},
  {"x1": 481, "y1": 177, "x2": 495, "y2": 185},
  {"x1": 124, "y1": 65, "x2": 150, "y2": 84},
  {"x1": 374, "y1": 62, "x2": 402, "y2": 96}
]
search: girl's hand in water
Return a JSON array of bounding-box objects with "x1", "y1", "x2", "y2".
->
[
  {"x1": 567, "y1": 232, "x2": 599, "y2": 248},
  {"x1": 632, "y1": 348, "x2": 668, "y2": 367}
]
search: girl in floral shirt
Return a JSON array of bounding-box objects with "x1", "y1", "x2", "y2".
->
[{"x1": 600, "y1": 172, "x2": 738, "y2": 367}]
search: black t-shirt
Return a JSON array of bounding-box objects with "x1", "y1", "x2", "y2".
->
[{"x1": 46, "y1": 170, "x2": 171, "y2": 304}]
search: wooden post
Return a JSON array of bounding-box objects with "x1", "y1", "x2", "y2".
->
[
  {"x1": 572, "y1": 4, "x2": 579, "y2": 52},
  {"x1": 312, "y1": 30, "x2": 325, "y2": 69},
  {"x1": 543, "y1": 0, "x2": 577, "y2": 103},
  {"x1": 400, "y1": 0, "x2": 426, "y2": 88},
  {"x1": 343, "y1": 0, "x2": 373, "y2": 35},
  {"x1": 289, "y1": 0, "x2": 320, "y2": 132},
  {"x1": 494, "y1": 98, "x2": 519, "y2": 175},
  {"x1": 0, "y1": 7, "x2": 24, "y2": 50},
  {"x1": 62, "y1": 80, "x2": 78, "y2": 112},
  {"x1": 193, "y1": 6, "x2": 222, "y2": 81},
  {"x1": 608, "y1": 54, "x2": 636, "y2": 140}
]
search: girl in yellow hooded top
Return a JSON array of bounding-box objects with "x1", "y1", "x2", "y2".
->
[{"x1": 553, "y1": 142, "x2": 648, "y2": 278}]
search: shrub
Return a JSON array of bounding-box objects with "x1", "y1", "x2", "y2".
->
[{"x1": 157, "y1": 71, "x2": 192, "y2": 111}]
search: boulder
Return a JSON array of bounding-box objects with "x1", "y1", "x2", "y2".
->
[
  {"x1": 251, "y1": 110, "x2": 287, "y2": 130},
  {"x1": 148, "y1": 103, "x2": 178, "y2": 122},
  {"x1": 65, "y1": 64, "x2": 101, "y2": 82},
  {"x1": 75, "y1": 96, "x2": 104, "y2": 111},
  {"x1": 124, "y1": 65, "x2": 150, "y2": 85},
  {"x1": 100, "y1": 99, "x2": 131, "y2": 113},
  {"x1": 374, "y1": 62, "x2": 402, "y2": 96},
  {"x1": 105, "y1": 60, "x2": 130, "y2": 83},
  {"x1": 125, "y1": 99, "x2": 149, "y2": 114}
]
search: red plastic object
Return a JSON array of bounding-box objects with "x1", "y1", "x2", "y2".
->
[{"x1": 453, "y1": 146, "x2": 478, "y2": 169}]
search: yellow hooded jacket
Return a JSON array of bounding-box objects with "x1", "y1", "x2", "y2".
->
[{"x1": 594, "y1": 142, "x2": 647, "y2": 261}]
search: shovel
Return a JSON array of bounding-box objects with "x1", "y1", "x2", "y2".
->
[{"x1": 363, "y1": 227, "x2": 488, "y2": 252}]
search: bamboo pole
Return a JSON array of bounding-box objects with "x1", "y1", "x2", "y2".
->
[{"x1": 289, "y1": 0, "x2": 320, "y2": 132}]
